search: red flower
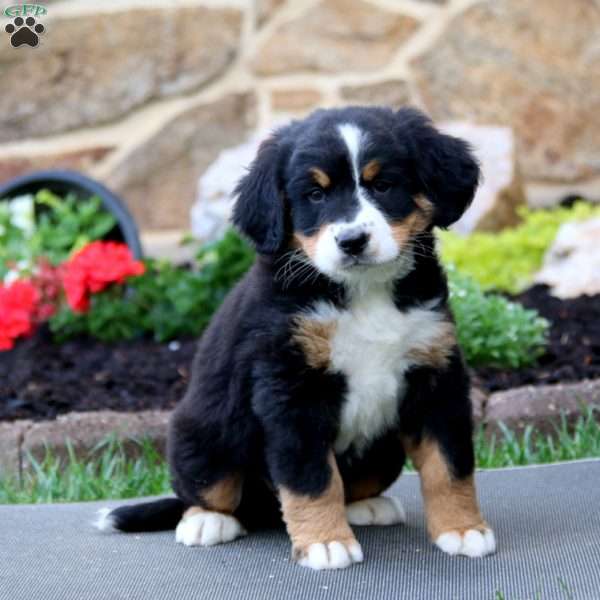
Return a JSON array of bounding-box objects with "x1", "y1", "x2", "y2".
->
[
  {"x1": 0, "y1": 280, "x2": 39, "y2": 350},
  {"x1": 61, "y1": 241, "x2": 145, "y2": 313}
]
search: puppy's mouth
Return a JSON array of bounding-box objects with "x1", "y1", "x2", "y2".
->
[
  {"x1": 338, "y1": 253, "x2": 398, "y2": 270},
  {"x1": 333, "y1": 248, "x2": 415, "y2": 285}
]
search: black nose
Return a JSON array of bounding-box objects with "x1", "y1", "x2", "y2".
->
[{"x1": 336, "y1": 229, "x2": 370, "y2": 256}]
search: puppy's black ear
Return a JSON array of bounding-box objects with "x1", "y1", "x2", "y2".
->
[
  {"x1": 397, "y1": 108, "x2": 480, "y2": 228},
  {"x1": 232, "y1": 134, "x2": 288, "y2": 254}
]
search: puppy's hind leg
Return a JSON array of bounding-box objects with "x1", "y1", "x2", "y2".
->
[
  {"x1": 175, "y1": 475, "x2": 247, "y2": 547},
  {"x1": 343, "y1": 435, "x2": 407, "y2": 527},
  {"x1": 169, "y1": 405, "x2": 250, "y2": 548},
  {"x1": 346, "y1": 496, "x2": 406, "y2": 527}
]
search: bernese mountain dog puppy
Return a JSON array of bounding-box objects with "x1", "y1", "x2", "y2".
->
[{"x1": 97, "y1": 106, "x2": 496, "y2": 570}]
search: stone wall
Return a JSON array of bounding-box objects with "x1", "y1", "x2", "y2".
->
[{"x1": 0, "y1": 0, "x2": 598, "y2": 234}]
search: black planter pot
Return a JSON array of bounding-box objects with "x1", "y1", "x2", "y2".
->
[{"x1": 0, "y1": 170, "x2": 143, "y2": 259}]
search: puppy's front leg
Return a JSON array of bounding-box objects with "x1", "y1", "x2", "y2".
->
[
  {"x1": 401, "y1": 351, "x2": 496, "y2": 557},
  {"x1": 405, "y1": 436, "x2": 496, "y2": 557},
  {"x1": 256, "y1": 364, "x2": 362, "y2": 570},
  {"x1": 277, "y1": 452, "x2": 362, "y2": 570}
]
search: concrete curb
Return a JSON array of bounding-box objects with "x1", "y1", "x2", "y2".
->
[
  {"x1": 1, "y1": 379, "x2": 600, "y2": 478},
  {"x1": 0, "y1": 410, "x2": 170, "y2": 479},
  {"x1": 484, "y1": 379, "x2": 600, "y2": 435}
]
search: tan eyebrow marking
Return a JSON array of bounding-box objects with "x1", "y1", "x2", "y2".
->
[
  {"x1": 309, "y1": 167, "x2": 331, "y2": 188},
  {"x1": 361, "y1": 160, "x2": 381, "y2": 182}
]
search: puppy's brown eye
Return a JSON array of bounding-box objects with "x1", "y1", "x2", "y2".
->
[
  {"x1": 372, "y1": 180, "x2": 392, "y2": 194},
  {"x1": 308, "y1": 188, "x2": 325, "y2": 203}
]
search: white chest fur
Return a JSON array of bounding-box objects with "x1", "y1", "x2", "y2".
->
[{"x1": 306, "y1": 289, "x2": 448, "y2": 455}]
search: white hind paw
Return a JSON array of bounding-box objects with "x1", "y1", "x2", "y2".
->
[
  {"x1": 175, "y1": 511, "x2": 246, "y2": 547},
  {"x1": 346, "y1": 496, "x2": 406, "y2": 526}
]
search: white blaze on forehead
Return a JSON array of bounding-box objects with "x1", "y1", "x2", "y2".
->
[{"x1": 337, "y1": 123, "x2": 364, "y2": 183}]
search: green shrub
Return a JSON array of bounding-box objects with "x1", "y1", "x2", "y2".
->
[
  {"x1": 0, "y1": 189, "x2": 115, "y2": 279},
  {"x1": 438, "y1": 201, "x2": 600, "y2": 293},
  {"x1": 447, "y1": 266, "x2": 548, "y2": 368},
  {"x1": 194, "y1": 228, "x2": 256, "y2": 296},
  {"x1": 32, "y1": 190, "x2": 116, "y2": 263}
]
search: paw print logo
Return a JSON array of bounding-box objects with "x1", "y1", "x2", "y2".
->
[{"x1": 5, "y1": 16, "x2": 45, "y2": 48}]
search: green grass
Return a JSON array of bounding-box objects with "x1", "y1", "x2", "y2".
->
[
  {"x1": 0, "y1": 437, "x2": 171, "y2": 504},
  {"x1": 475, "y1": 407, "x2": 600, "y2": 468},
  {"x1": 1, "y1": 409, "x2": 599, "y2": 505}
]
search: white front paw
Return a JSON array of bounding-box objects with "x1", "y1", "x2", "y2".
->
[
  {"x1": 175, "y1": 511, "x2": 246, "y2": 547},
  {"x1": 298, "y1": 540, "x2": 364, "y2": 570},
  {"x1": 435, "y1": 528, "x2": 496, "y2": 557},
  {"x1": 346, "y1": 496, "x2": 406, "y2": 526}
]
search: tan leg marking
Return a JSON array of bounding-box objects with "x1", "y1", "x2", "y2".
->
[
  {"x1": 404, "y1": 438, "x2": 484, "y2": 538},
  {"x1": 176, "y1": 475, "x2": 246, "y2": 547},
  {"x1": 202, "y1": 474, "x2": 243, "y2": 513},
  {"x1": 406, "y1": 321, "x2": 456, "y2": 370},
  {"x1": 346, "y1": 477, "x2": 388, "y2": 503},
  {"x1": 404, "y1": 437, "x2": 495, "y2": 557},
  {"x1": 279, "y1": 453, "x2": 362, "y2": 568},
  {"x1": 292, "y1": 317, "x2": 336, "y2": 369},
  {"x1": 180, "y1": 473, "x2": 243, "y2": 521}
]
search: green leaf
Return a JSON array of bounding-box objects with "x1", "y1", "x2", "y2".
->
[{"x1": 447, "y1": 266, "x2": 549, "y2": 368}]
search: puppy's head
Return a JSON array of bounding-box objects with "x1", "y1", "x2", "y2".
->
[{"x1": 233, "y1": 107, "x2": 479, "y2": 283}]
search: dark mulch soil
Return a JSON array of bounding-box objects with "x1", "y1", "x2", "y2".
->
[
  {"x1": 1, "y1": 285, "x2": 599, "y2": 421},
  {"x1": 472, "y1": 285, "x2": 600, "y2": 392},
  {"x1": 0, "y1": 328, "x2": 197, "y2": 421}
]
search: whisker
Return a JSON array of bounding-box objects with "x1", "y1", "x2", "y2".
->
[
  {"x1": 274, "y1": 249, "x2": 305, "y2": 283},
  {"x1": 274, "y1": 249, "x2": 320, "y2": 290}
]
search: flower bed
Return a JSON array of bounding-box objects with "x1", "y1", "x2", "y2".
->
[
  {"x1": 1, "y1": 189, "x2": 598, "y2": 424},
  {"x1": 2, "y1": 284, "x2": 599, "y2": 422}
]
